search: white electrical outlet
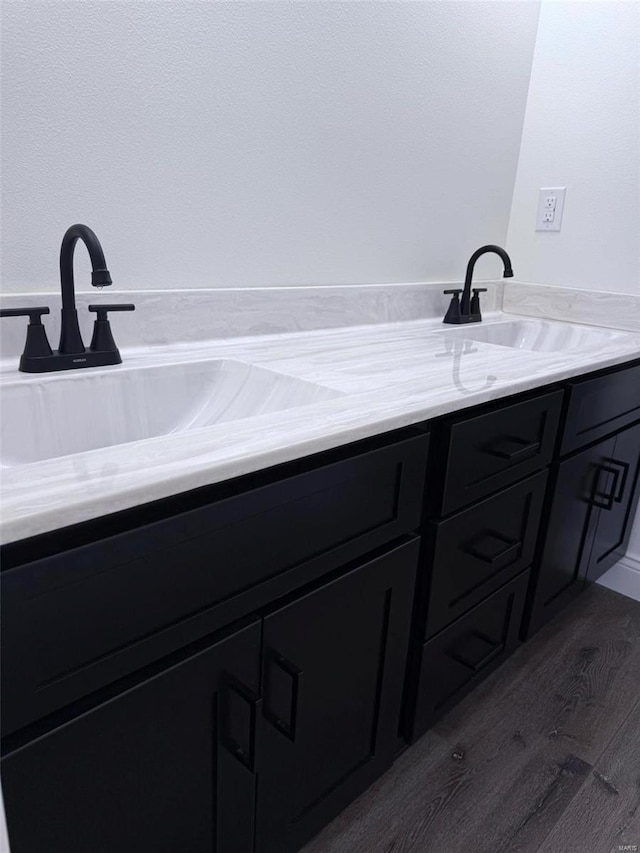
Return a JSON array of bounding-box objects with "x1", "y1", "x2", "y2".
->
[{"x1": 536, "y1": 187, "x2": 566, "y2": 231}]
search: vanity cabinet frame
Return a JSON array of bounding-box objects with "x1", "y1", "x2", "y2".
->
[
  {"x1": 2, "y1": 356, "x2": 639, "y2": 853},
  {"x1": 1, "y1": 430, "x2": 429, "y2": 853}
]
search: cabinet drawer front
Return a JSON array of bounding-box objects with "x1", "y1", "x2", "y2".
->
[
  {"x1": 425, "y1": 472, "x2": 547, "y2": 639},
  {"x1": 562, "y1": 361, "x2": 640, "y2": 455},
  {"x1": 409, "y1": 570, "x2": 529, "y2": 739},
  {"x1": 440, "y1": 390, "x2": 563, "y2": 514},
  {"x1": 1, "y1": 432, "x2": 429, "y2": 736}
]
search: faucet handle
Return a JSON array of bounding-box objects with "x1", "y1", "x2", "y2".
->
[
  {"x1": 0, "y1": 306, "x2": 54, "y2": 361},
  {"x1": 0, "y1": 305, "x2": 50, "y2": 322},
  {"x1": 88, "y1": 303, "x2": 135, "y2": 353},
  {"x1": 443, "y1": 290, "x2": 463, "y2": 324},
  {"x1": 88, "y1": 303, "x2": 135, "y2": 321},
  {"x1": 470, "y1": 288, "x2": 487, "y2": 318}
]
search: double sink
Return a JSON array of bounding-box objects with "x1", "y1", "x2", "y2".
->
[{"x1": 0, "y1": 319, "x2": 629, "y2": 467}]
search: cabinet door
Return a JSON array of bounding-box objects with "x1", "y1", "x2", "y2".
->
[
  {"x1": 586, "y1": 421, "x2": 640, "y2": 582},
  {"x1": 2, "y1": 620, "x2": 262, "y2": 853},
  {"x1": 524, "y1": 437, "x2": 616, "y2": 637},
  {"x1": 255, "y1": 538, "x2": 419, "y2": 853}
]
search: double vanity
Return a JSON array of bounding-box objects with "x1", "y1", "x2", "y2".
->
[{"x1": 1, "y1": 288, "x2": 639, "y2": 853}]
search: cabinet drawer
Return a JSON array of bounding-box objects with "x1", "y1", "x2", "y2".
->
[
  {"x1": 408, "y1": 570, "x2": 529, "y2": 739},
  {"x1": 561, "y1": 361, "x2": 640, "y2": 455},
  {"x1": 439, "y1": 390, "x2": 563, "y2": 514},
  {"x1": 424, "y1": 471, "x2": 547, "y2": 639},
  {"x1": 1, "y1": 432, "x2": 429, "y2": 736}
]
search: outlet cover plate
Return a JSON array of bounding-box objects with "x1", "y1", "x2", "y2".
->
[{"x1": 536, "y1": 187, "x2": 566, "y2": 231}]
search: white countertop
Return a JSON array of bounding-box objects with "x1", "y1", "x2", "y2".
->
[{"x1": 2, "y1": 311, "x2": 639, "y2": 545}]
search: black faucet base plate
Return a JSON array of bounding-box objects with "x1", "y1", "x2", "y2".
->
[
  {"x1": 442, "y1": 314, "x2": 483, "y2": 325},
  {"x1": 19, "y1": 349, "x2": 122, "y2": 374}
]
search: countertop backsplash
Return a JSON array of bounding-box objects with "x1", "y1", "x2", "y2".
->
[
  {"x1": 0, "y1": 281, "x2": 504, "y2": 361},
  {"x1": 503, "y1": 282, "x2": 640, "y2": 333},
  {"x1": 2, "y1": 280, "x2": 638, "y2": 365}
]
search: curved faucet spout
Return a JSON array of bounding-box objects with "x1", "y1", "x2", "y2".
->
[
  {"x1": 461, "y1": 244, "x2": 513, "y2": 317},
  {"x1": 60, "y1": 224, "x2": 112, "y2": 310},
  {"x1": 58, "y1": 224, "x2": 112, "y2": 354}
]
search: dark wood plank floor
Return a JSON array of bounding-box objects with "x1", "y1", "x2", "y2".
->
[{"x1": 301, "y1": 585, "x2": 640, "y2": 853}]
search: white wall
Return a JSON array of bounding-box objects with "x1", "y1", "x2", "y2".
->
[
  {"x1": 1, "y1": 0, "x2": 540, "y2": 293},
  {"x1": 507, "y1": 0, "x2": 640, "y2": 294},
  {"x1": 506, "y1": 0, "x2": 640, "y2": 559}
]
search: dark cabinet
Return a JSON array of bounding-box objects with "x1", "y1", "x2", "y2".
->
[
  {"x1": 255, "y1": 538, "x2": 419, "y2": 853},
  {"x1": 1, "y1": 428, "x2": 428, "y2": 853},
  {"x1": 1, "y1": 432, "x2": 429, "y2": 737},
  {"x1": 2, "y1": 360, "x2": 639, "y2": 853},
  {"x1": 2, "y1": 539, "x2": 420, "y2": 853},
  {"x1": 585, "y1": 420, "x2": 640, "y2": 583},
  {"x1": 561, "y1": 362, "x2": 640, "y2": 454},
  {"x1": 525, "y1": 420, "x2": 640, "y2": 637},
  {"x1": 403, "y1": 386, "x2": 561, "y2": 743},
  {"x1": 423, "y1": 471, "x2": 547, "y2": 639},
  {"x1": 437, "y1": 390, "x2": 562, "y2": 515},
  {"x1": 2, "y1": 620, "x2": 262, "y2": 853},
  {"x1": 525, "y1": 440, "x2": 613, "y2": 634},
  {"x1": 407, "y1": 570, "x2": 529, "y2": 739}
]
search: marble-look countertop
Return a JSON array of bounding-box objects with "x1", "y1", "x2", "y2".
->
[{"x1": 2, "y1": 311, "x2": 640, "y2": 544}]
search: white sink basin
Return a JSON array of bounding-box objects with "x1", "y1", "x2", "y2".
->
[
  {"x1": 0, "y1": 359, "x2": 342, "y2": 466},
  {"x1": 439, "y1": 319, "x2": 626, "y2": 352}
]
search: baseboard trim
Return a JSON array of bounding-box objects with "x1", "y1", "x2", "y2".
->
[
  {"x1": 597, "y1": 554, "x2": 640, "y2": 602},
  {"x1": 617, "y1": 553, "x2": 640, "y2": 574}
]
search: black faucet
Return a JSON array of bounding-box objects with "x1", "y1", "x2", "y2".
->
[
  {"x1": 0, "y1": 224, "x2": 135, "y2": 372},
  {"x1": 59, "y1": 223, "x2": 113, "y2": 353},
  {"x1": 443, "y1": 244, "x2": 513, "y2": 324}
]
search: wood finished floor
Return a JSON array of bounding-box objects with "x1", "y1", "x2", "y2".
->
[{"x1": 301, "y1": 586, "x2": 640, "y2": 853}]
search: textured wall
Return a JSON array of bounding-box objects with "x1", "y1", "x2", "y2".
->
[
  {"x1": 507, "y1": 1, "x2": 640, "y2": 294},
  {"x1": 1, "y1": 0, "x2": 540, "y2": 292},
  {"x1": 505, "y1": 1, "x2": 639, "y2": 560}
]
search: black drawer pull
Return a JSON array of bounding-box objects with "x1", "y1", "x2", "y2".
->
[
  {"x1": 488, "y1": 436, "x2": 541, "y2": 463},
  {"x1": 591, "y1": 459, "x2": 629, "y2": 511},
  {"x1": 465, "y1": 531, "x2": 522, "y2": 569},
  {"x1": 220, "y1": 675, "x2": 262, "y2": 773},
  {"x1": 611, "y1": 459, "x2": 630, "y2": 503},
  {"x1": 264, "y1": 651, "x2": 303, "y2": 742},
  {"x1": 447, "y1": 630, "x2": 504, "y2": 672}
]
